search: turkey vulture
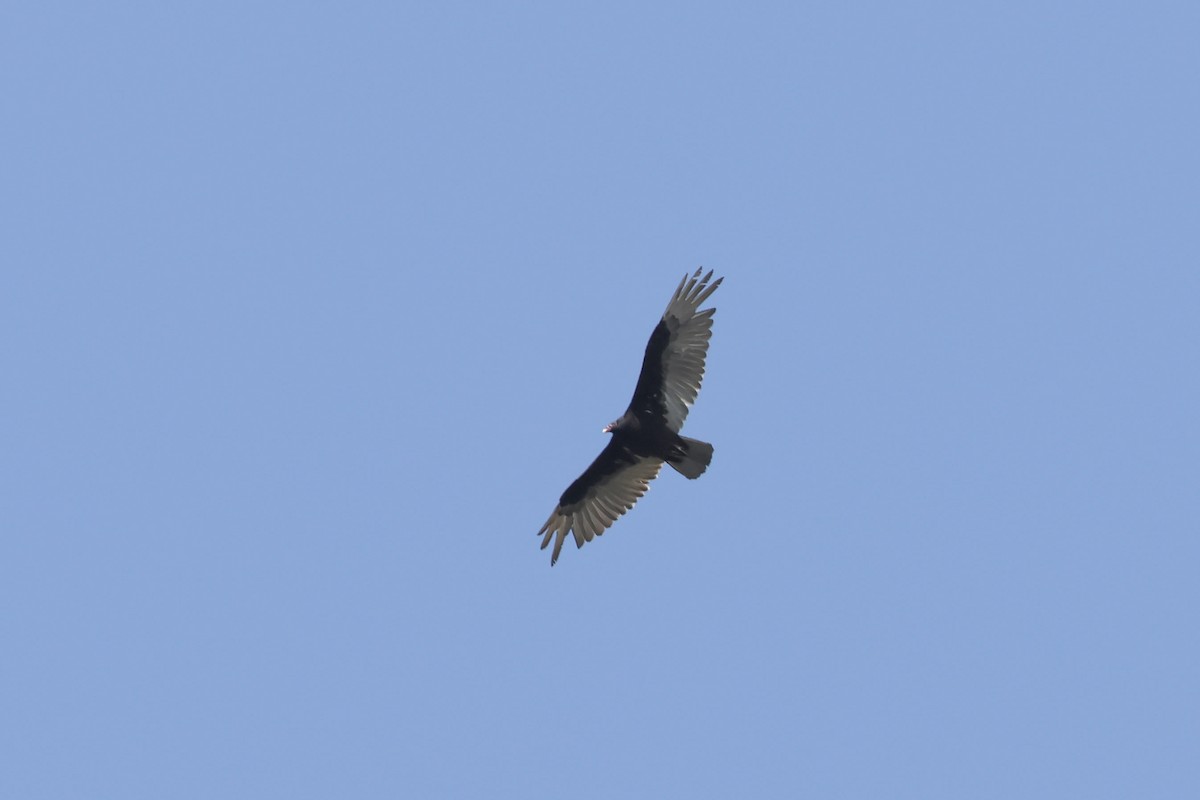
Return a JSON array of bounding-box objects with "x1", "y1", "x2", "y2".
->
[{"x1": 538, "y1": 268, "x2": 723, "y2": 565}]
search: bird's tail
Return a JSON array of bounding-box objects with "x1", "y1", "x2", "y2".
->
[{"x1": 668, "y1": 436, "x2": 713, "y2": 479}]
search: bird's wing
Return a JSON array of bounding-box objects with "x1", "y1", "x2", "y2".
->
[
  {"x1": 539, "y1": 439, "x2": 663, "y2": 566},
  {"x1": 628, "y1": 268, "x2": 722, "y2": 432}
]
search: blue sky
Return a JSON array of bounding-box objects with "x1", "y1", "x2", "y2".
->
[{"x1": 3, "y1": 3, "x2": 1198, "y2": 797}]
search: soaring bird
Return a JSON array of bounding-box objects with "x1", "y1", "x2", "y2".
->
[{"x1": 538, "y1": 268, "x2": 722, "y2": 565}]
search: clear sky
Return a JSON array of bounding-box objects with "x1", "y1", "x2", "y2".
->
[{"x1": 3, "y1": 3, "x2": 1198, "y2": 798}]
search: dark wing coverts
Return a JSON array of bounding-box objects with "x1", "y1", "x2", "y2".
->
[
  {"x1": 538, "y1": 442, "x2": 662, "y2": 566},
  {"x1": 630, "y1": 269, "x2": 722, "y2": 431}
]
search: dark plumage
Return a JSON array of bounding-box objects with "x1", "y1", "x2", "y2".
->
[{"x1": 538, "y1": 268, "x2": 723, "y2": 565}]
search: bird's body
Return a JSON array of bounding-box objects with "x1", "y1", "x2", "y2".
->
[{"x1": 538, "y1": 268, "x2": 722, "y2": 565}]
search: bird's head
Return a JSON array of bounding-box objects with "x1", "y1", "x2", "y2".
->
[{"x1": 603, "y1": 413, "x2": 633, "y2": 434}]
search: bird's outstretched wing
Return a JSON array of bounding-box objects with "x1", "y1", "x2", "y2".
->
[
  {"x1": 538, "y1": 438, "x2": 663, "y2": 566},
  {"x1": 627, "y1": 268, "x2": 722, "y2": 432}
]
